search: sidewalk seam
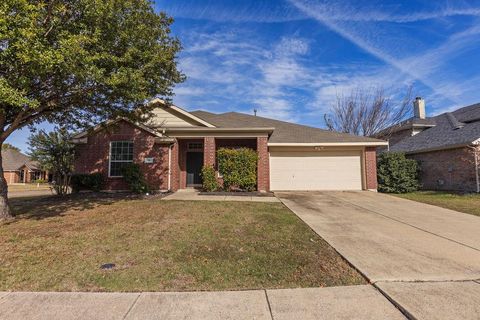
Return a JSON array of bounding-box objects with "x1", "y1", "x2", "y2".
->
[
  {"x1": 121, "y1": 293, "x2": 141, "y2": 320},
  {"x1": 327, "y1": 193, "x2": 480, "y2": 252},
  {"x1": 373, "y1": 283, "x2": 417, "y2": 320},
  {"x1": 263, "y1": 290, "x2": 275, "y2": 320}
]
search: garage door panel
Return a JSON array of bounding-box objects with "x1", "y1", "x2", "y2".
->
[{"x1": 270, "y1": 151, "x2": 362, "y2": 191}]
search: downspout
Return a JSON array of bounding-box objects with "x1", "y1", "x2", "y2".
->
[
  {"x1": 474, "y1": 147, "x2": 479, "y2": 193},
  {"x1": 168, "y1": 145, "x2": 172, "y2": 191}
]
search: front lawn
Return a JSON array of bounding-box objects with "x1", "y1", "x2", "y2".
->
[
  {"x1": 395, "y1": 191, "x2": 480, "y2": 217},
  {"x1": 8, "y1": 183, "x2": 51, "y2": 192},
  {"x1": 0, "y1": 194, "x2": 365, "y2": 292}
]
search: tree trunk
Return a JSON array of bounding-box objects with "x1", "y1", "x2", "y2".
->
[{"x1": 0, "y1": 149, "x2": 12, "y2": 219}]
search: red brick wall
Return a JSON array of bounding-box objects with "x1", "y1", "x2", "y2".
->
[
  {"x1": 204, "y1": 137, "x2": 215, "y2": 167},
  {"x1": 365, "y1": 147, "x2": 378, "y2": 190},
  {"x1": 170, "y1": 142, "x2": 179, "y2": 191},
  {"x1": 4, "y1": 171, "x2": 19, "y2": 184},
  {"x1": 257, "y1": 137, "x2": 269, "y2": 192},
  {"x1": 409, "y1": 147, "x2": 478, "y2": 192},
  {"x1": 74, "y1": 120, "x2": 170, "y2": 191}
]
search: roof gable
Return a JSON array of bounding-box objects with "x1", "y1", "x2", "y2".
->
[
  {"x1": 2, "y1": 149, "x2": 39, "y2": 171},
  {"x1": 148, "y1": 99, "x2": 215, "y2": 128}
]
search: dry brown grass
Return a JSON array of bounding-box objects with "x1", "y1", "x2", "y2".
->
[{"x1": 0, "y1": 194, "x2": 365, "y2": 292}]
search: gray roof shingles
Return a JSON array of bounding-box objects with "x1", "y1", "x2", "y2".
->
[
  {"x1": 2, "y1": 149, "x2": 40, "y2": 171},
  {"x1": 190, "y1": 111, "x2": 385, "y2": 144},
  {"x1": 389, "y1": 103, "x2": 480, "y2": 153}
]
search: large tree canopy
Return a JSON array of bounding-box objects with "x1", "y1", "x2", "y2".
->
[{"x1": 0, "y1": 0, "x2": 185, "y2": 218}]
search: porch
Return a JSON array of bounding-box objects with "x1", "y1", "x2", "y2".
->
[{"x1": 170, "y1": 137, "x2": 269, "y2": 192}]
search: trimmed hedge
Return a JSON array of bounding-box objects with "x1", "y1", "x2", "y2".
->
[
  {"x1": 121, "y1": 163, "x2": 150, "y2": 194},
  {"x1": 377, "y1": 152, "x2": 420, "y2": 193},
  {"x1": 217, "y1": 147, "x2": 258, "y2": 192},
  {"x1": 71, "y1": 173, "x2": 105, "y2": 192},
  {"x1": 201, "y1": 165, "x2": 220, "y2": 192}
]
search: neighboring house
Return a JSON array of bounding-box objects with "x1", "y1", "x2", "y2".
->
[
  {"x1": 72, "y1": 99, "x2": 387, "y2": 192},
  {"x1": 2, "y1": 149, "x2": 49, "y2": 184},
  {"x1": 377, "y1": 97, "x2": 480, "y2": 192}
]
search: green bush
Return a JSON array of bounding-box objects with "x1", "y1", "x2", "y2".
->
[
  {"x1": 71, "y1": 173, "x2": 105, "y2": 192},
  {"x1": 217, "y1": 147, "x2": 258, "y2": 192},
  {"x1": 121, "y1": 163, "x2": 150, "y2": 194},
  {"x1": 377, "y1": 152, "x2": 420, "y2": 193},
  {"x1": 33, "y1": 179, "x2": 48, "y2": 184},
  {"x1": 201, "y1": 165, "x2": 220, "y2": 192}
]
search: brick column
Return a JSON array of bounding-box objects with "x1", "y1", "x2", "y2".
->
[
  {"x1": 170, "y1": 142, "x2": 180, "y2": 191},
  {"x1": 365, "y1": 147, "x2": 378, "y2": 191},
  {"x1": 204, "y1": 137, "x2": 216, "y2": 167},
  {"x1": 257, "y1": 136, "x2": 269, "y2": 192}
]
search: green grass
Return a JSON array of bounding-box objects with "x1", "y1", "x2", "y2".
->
[
  {"x1": 395, "y1": 191, "x2": 480, "y2": 217},
  {"x1": 0, "y1": 194, "x2": 365, "y2": 292},
  {"x1": 8, "y1": 184, "x2": 51, "y2": 192}
]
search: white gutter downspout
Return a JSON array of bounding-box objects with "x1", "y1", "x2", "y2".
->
[
  {"x1": 473, "y1": 146, "x2": 480, "y2": 193},
  {"x1": 168, "y1": 145, "x2": 172, "y2": 191}
]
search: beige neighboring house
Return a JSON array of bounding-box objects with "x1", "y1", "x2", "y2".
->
[{"x1": 2, "y1": 149, "x2": 49, "y2": 184}]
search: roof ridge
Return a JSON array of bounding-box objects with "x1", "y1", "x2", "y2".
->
[{"x1": 445, "y1": 112, "x2": 465, "y2": 130}]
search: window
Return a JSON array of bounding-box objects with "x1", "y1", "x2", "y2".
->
[
  {"x1": 188, "y1": 142, "x2": 203, "y2": 151},
  {"x1": 109, "y1": 141, "x2": 134, "y2": 177}
]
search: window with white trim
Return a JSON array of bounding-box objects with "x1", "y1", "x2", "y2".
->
[{"x1": 109, "y1": 141, "x2": 134, "y2": 177}]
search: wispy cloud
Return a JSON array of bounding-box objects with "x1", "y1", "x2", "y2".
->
[{"x1": 288, "y1": 0, "x2": 480, "y2": 107}]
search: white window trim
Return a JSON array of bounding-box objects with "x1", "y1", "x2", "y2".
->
[{"x1": 108, "y1": 141, "x2": 134, "y2": 178}]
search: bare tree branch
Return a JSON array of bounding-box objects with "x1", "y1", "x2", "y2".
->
[{"x1": 324, "y1": 86, "x2": 413, "y2": 137}]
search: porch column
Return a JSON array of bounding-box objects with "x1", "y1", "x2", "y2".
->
[
  {"x1": 365, "y1": 147, "x2": 378, "y2": 191},
  {"x1": 170, "y1": 142, "x2": 180, "y2": 191},
  {"x1": 257, "y1": 136, "x2": 269, "y2": 192},
  {"x1": 204, "y1": 137, "x2": 216, "y2": 167}
]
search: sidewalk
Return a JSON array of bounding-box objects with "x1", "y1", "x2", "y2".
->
[
  {"x1": 0, "y1": 286, "x2": 405, "y2": 320},
  {"x1": 163, "y1": 189, "x2": 280, "y2": 202}
]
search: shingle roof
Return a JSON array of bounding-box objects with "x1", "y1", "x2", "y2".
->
[
  {"x1": 2, "y1": 149, "x2": 40, "y2": 171},
  {"x1": 390, "y1": 103, "x2": 480, "y2": 153},
  {"x1": 190, "y1": 111, "x2": 385, "y2": 144}
]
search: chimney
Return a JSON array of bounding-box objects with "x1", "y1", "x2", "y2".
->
[{"x1": 413, "y1": 97, "x2": 426, "y2": 119}]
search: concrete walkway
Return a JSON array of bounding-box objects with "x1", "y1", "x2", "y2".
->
[
  {"x1": 277, "y1": 191, "x2": 480, "y2": 320},
  {"x1": 163, "y1": 189, "x2": 280, "y2": 202},
  {"x1": 0, "y1": 286, "x2": 405, "y2": 320}
]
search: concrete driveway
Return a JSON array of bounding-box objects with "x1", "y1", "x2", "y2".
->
[{"x1": 277, "y1": 191, "x2": 480, "y2": 320}]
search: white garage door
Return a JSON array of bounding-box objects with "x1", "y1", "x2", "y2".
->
[{"x1": 270, "y1": 150, "x2": 363, "y2": 191}]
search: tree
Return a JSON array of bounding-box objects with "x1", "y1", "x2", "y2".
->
[
  {"x1": 0, "y1": 0, "x2": 184, "y2": 218},
  {"x1": 324, "y1": 86, "x2": 413, "y2": 137},
  {"x1": 28, "y1": 129, "x2": 74, "y2": 196},
  {"x1": 1, "y1": 143, "x2": 20, "y2": 152}
]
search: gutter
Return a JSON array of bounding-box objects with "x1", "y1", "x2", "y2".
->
[
  {"x1": 268, "y1": 141, "x2": 388, "y2": 147},
  {"x1": 165, "y1": 127, "x2": 275, "y2": 133},
  {"x1": 403, "y1": 142, "x2": 474, "y2": 155}
]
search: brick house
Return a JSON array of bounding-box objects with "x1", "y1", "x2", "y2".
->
[
  {"x1": 73, "y1": 99, "x2": 386, "y2": 192},
  {"x1": 2, "y1": 148, "x2": 49, "y2": 184},
  {"x1": 377, "y1": 98, "x2": 480, "y2": 192}
]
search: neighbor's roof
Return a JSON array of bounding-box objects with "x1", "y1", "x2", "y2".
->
[
  {"x1": 190, "y1": 111, "x2": 386, "y2": 145},
  {"x1": 2, "y1": 149, "x2": 40, "y2": 171},
  {"x1": 390, "y1": 103, "x2": 480, "y2": 153}
]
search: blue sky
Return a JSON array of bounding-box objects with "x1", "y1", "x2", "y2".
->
[{"x1": 7, "y1": 0, "x2": 480, "y2": 152}]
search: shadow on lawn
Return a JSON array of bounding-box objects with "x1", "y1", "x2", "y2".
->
[{"x1": 6, "y1": 192, "x2": 145, "y2": 222}]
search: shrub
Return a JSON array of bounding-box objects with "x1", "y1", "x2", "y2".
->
[
  {"x1": 377, "y1": 152, "x2": 420, "y2": 193},
  {"x1": 33, "y1": 179, "x2": 48, "y2": 184},
  {"x1": 201, "y1": 165, "x2": 220, "y2": 192},
  {"x1": 71, "y1": 173, "x2": 105, "y2": 192},
  {"x1": 217, "y1": 147, "x2": 258, "y2": 192},
  {"x1": 121, "y1": 163, "x2": 150, "y2": 194}
]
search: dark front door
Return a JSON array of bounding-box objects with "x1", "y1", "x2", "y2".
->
[{"x1": 186, "y1": 152, "x2": 203, "y2": 186}]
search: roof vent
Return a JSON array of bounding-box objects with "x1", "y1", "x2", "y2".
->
[{"x1": 446, "y1": 112, "x2": 465, "y2": 130}]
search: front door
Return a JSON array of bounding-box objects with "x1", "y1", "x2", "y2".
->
[{"x1": 186, "y1": 152, "x2": 203, "y2": 186}]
